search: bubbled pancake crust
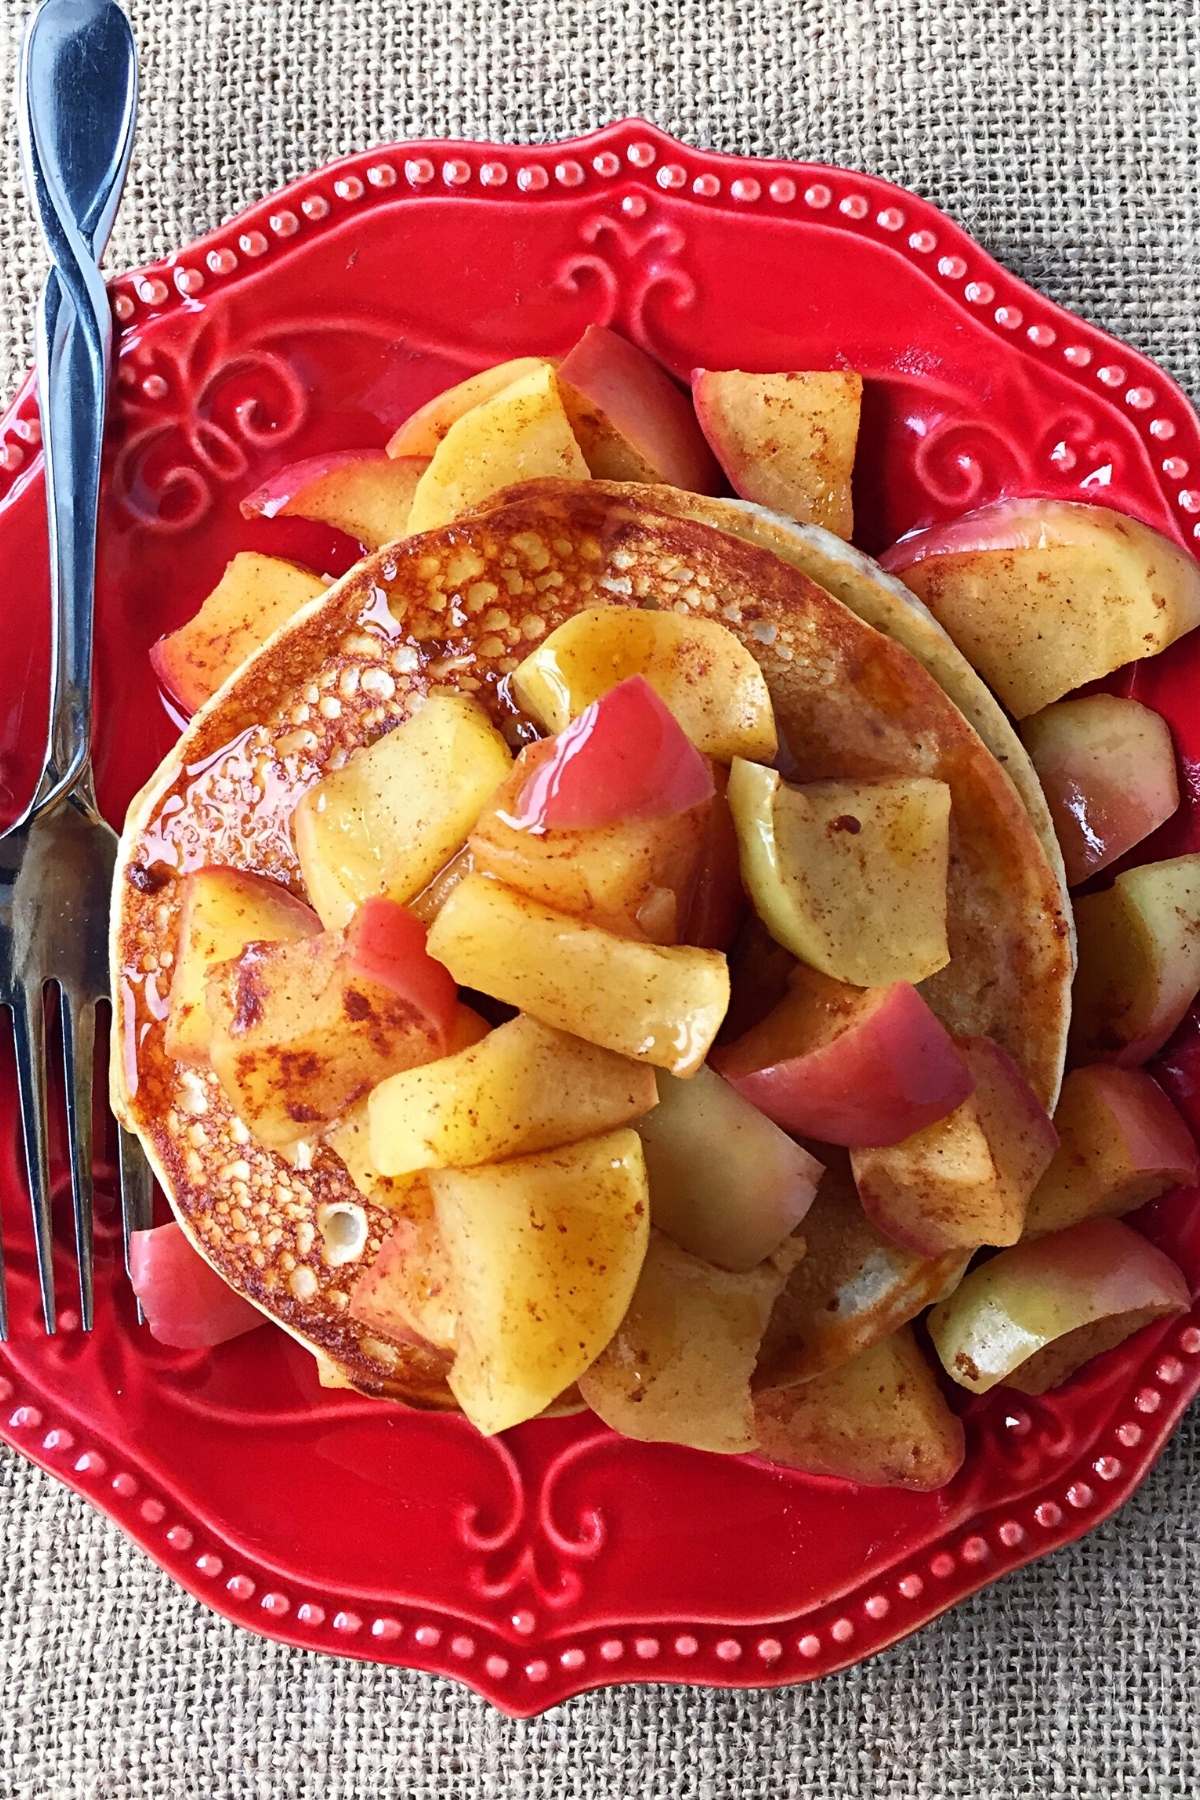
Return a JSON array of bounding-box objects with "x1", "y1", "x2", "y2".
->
[{"x1": 113, "y1": 485, "x2": 1073, "y2": 1401}]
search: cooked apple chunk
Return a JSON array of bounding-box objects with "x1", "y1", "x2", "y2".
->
[
  {"x1": 432, "y1": 1129, "x2": 650, "y2": 1433},
  {"x1": 505, "y1": 676, "x2": 714, "y2": 831},
  {"x1": 691, "y1": 369, "x2": 862, "y2": 538},
  {"x1": 1020, "y1": 695, "x2": 1179, "y2": 888},
  {"x1": 205, "y1": 899, "x2": 457, "y2": 1149},
  {"x1": 471, "y1": 750, "x2": 709, "y2": 942},
  {"x1": 928, "y1": 1217, "x2": 1189, "y2": 1394},
  {"x1": 1070, "y1": 854, "x2": 1200, "y2": 1065},
  {"x1": 323, "y1": 1100, "x2": 431, "y2": 1213},
  {"x1": 427, "y1": 874, "x2": 730, "y2": 1075},
  {"x1": 636, "y1": 1066, "x2": 821, "y2": 1271},
  {"x1": 165, "y1": 866, "x2": 321, "y2": 1064},
  {"x1": 727, "y1": 760, "x2": 951, "y2": 987},
  {"x1": 368, "y1": 1013, "x2": 657, "y2": 1176},
  {"x1": 387, "y1": 357, "x2": 556, "y2": 458},
  {"x1": 327, "y1": 1006, "x2": 491, "y2": 1203},
  {"x1": 150, "y1": 552, "x2": 326, "y2": 717},
  {"x1": 406, "y1": 362, "x2": 588, "y2": 533},
  {"x1": 884, "y1": 499, "x2": 1200, "y2": 718},
  {"x1": 293, "y1": 690, "x2": 512, "y2": 930},
  {"x1": 754, "y1": 1327, "x2": 966, "y2": 1490},
  {"x1": 511, "y1": 605, "x2": 778, "y2": 763},
  {"x1": 756, "y1": 1161, "x2": 968, "y2": 1387},
  {"x1": 557, "y1": 325, "x2": 721, "y2": 492},
  {"x1": 240, "y1": 450, "x2": 427, "y2": 548},
  {"x1": 713, "y1": 964, "x2": 972, "y2": 1148},
  {"x1": 578, "y1": 1230, "x2": 795, "y2": 1453},
  {"x1": 684, "y1": 765, "x2": 745, "y2": 949},
  {"x1": 470, "y1": 681, "x2": 711, "y2": 940},
  {"x1": 348, "y1": 1201, "x2": 458, "y2": 1354},
  {"x1": 852, "y1": 1038, "x2": 1058, "y2": 1256},
  {"x1": 1024, "y1": 1066, "x2": 1200, "y2": 1237}
]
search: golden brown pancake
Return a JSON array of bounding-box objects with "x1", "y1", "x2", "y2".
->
[{"x1": 112, "y1": 483, "x2": 1072, "y2": 1400}]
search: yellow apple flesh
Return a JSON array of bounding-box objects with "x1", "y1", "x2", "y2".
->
[
  {"x1": 886, "y1": 499, "x2": 1200, "y2": 718},
  {"x1": 386, "y1": 357, "x2": 556, "y2": 458},
  {"x1": 368, "y1": 1013, "x2": 658, "y2": 1176},
  {"x1": 323, "y1": 1101, "x2": 434, "y2": 1214},
  {"x1": 406, "y1": 363, "x2": 588, "y2": 533},
  {"x1": 691, "y1": 369, "x2": 862, "y2": 538},
  {"x1": 1070, "y1": 853, "x2": 1200, "y2": 1065},
  {"x1": 928, "y1": 1216, "x2": 1189, "y2": 1394},
  {"x1": 150, "y1": 552, "x2": 326, "y2": 717},
  {"x1": 165, "y1": 866, "x2": 321, "y2": 1065},
  {"x1": 852, "y1": 1037, "x2": 1058, "y2": 1255},
  {"x1": 469, "y1": 743, "x2": 709, "y2": 942},
  {"x1": 754, "y1": 1326, "x2": 965, "y2": 1490},
  {"x1": 511, "y1": 604, "x2": 777, "y2": 764},
  {"x1": 578, "y1": 1230, "x2": 795, "y2": 1453},
  {"x1": 636, "y1": 1065, "x2": 822, "y2": 1271},
  {"x1": 432, "y1": 1129, "x2": 650, "y2": 1433},
  {"x1": 727, "y1": 759, "x2": 951, "y2": 986},
  {"x1": 204, "y1": 906, "x2": 452, "y2": 1149},
  {"x1": 292, "y1": 690, "x2": 512, "y2": 930},
  {"x1": 427, "y1": 873, "x2": 730, "y2": 1076}
]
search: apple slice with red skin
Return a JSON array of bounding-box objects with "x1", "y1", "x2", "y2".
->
[
  {"x1": 556, "y1": 325, "x2": 722, "y2": 493},
  {"x1": 386, "y1": 357, "x2": 555, "y2": 459},
  {"x1": 1070, "y1": 853, "x2": 1200, "y2": 1066},
  {"x1": 1024, "y1": 1065, "x2": 1200, "y2": 1237},
  {"x1": 512, "y1": 604, "x2": 777, "y2": 764},
  {"x1": 205, "y1": 898, "x2": 458, "y2": 1149},
  {"x1": 150, "y1": 551, "x2": 326, "y2": 717},
  {"x1": 130, "y1": 1222, "x2": 265, "y2": 1350},
  {"x1": 343, "y1": 896, "x2": 461, "y2": 1030},
  {"x1": 241, "y1": 450, "x2": 428, "y2": 548},
  {"x1": 882, "y1": 498, "x2": 1200, "y2": 719},
  {"x1": 507, "y1": 674, "x2": 714, "y2": 832},
  {"x1": 713, "y1": 963, "x2": 973, "y2": 1148},
  {"x1": 691, "y1": 369, "x2": 862, "y2": 537},
  {"x1": 1020, "y1": 694, "x2": 1179, "y2": 887},
  {"x1": 928, "y1": 1216, "x2": 1190, "y2": 1395},
  {"x1": 852, "y1": 1037, "x2": 1058, "y2": 1255},
  {"x1": 471, "y1": 728, "x2": 710, "y2": 943},
  {"x1": 348, "y1": 1201, "x2": 457, "y2": 1356},
  {"x1": 165, "y1": 866, "x2": 321, "y2": 1065},
  {"x1": 754, "y1": 1325, "x2": 966, "y2": 1491}
]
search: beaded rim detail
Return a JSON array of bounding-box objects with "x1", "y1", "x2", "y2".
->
[{"x1": 1, "y1": 118, "x2": 1199, "y2": 1717}]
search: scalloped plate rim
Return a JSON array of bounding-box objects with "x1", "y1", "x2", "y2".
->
[{"x1": 0, "y1": 118, "x2": 1197, "y2": 1716}]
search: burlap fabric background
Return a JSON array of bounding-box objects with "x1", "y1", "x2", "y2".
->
[{"x1": 1, "y1": 1, "x2": 1198, "y2": 1794}]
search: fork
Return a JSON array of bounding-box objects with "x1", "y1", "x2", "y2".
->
[{"x1": 0, "y1": 0, "x2": 147, "y2": 1339}]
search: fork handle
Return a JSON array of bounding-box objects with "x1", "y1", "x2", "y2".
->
[
  {"x1": 19, "y1": 0, "x2": 137, "y2": 814},
  {"x1": 32, "y1": 264, "x2": 109, "y2": 809}
]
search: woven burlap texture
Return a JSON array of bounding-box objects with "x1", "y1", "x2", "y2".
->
[{"x1": 1, "y1": 1, "x2": 1198, "y2": 1796}]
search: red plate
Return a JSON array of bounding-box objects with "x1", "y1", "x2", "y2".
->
[{"x1": 1, "y1": 121, "x2": 1198, "y2": 1715}]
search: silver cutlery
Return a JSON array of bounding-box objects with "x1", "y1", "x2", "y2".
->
[{"x1": 0, "y1": 0, "x2": 147, "y2": 1339}]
